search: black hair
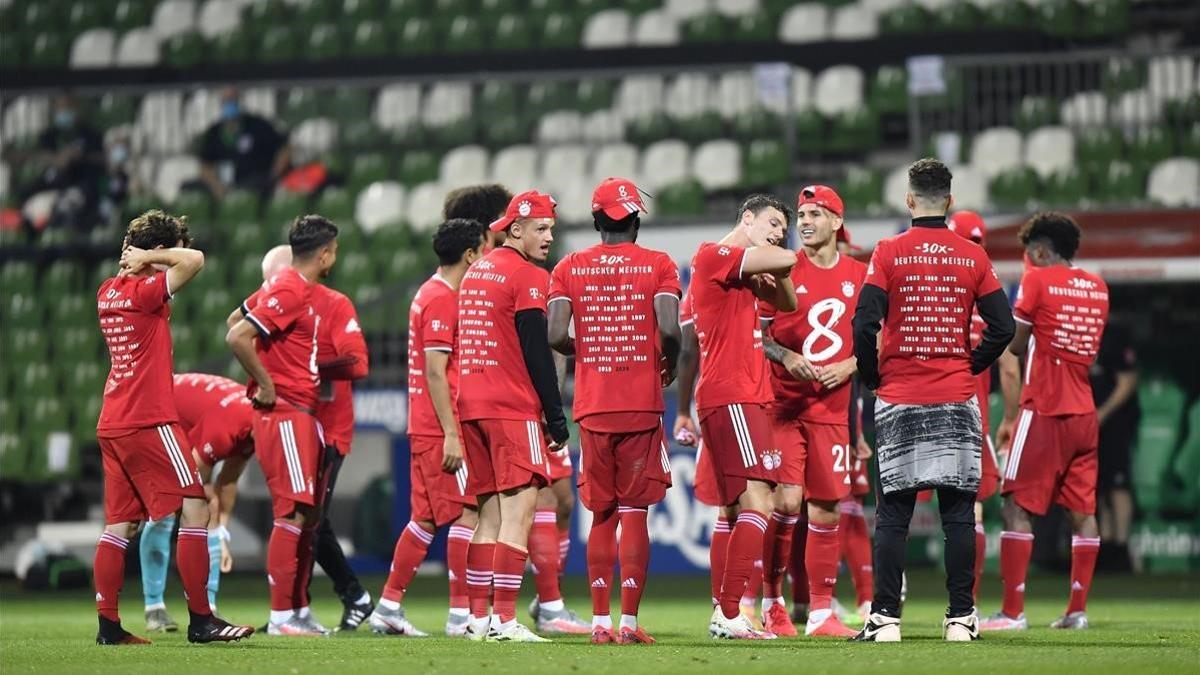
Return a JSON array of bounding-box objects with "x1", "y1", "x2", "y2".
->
[
  {"x1": 289, "y1": 214, "x2": 339, "y2": 258},
  {"x1": 738, "y1": 193, "x2": 793, "y2": 225},
  {"x1": 1018, "y1": 211, "x2": 1081, "y2": 260},
  {"x1": 908, "y1": 157, "x2": 953, "y2": 201},
  {"x1": 593, "y1": 210, "x2": 640, "y2": 233},
  {"x1": 126, "y1": 209, "x2": 192, "y2": 249},
  {"x1": 433, "y1": 218, "x2": 487, "y2": 265},
  {"x1": 443, "y1": 184, "x2": 514, "y2": 225}
]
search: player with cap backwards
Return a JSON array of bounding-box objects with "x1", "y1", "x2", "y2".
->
[
  {"x1": 688, "y1": 194, "x2": 799, "y2": 640},
  {"x1": 93, "y1": 209, "x2": 253, "y2": 645},
  {"x1": 459, "y1": 190, "x2": 570, "y2": 642},
  {"x1": 758, "y1": 185, "x2": 867, "y2": 638},
  {"x1": 548, "y1": 177, "x2": 682, "y2": 645},
  {"x1": 981, "y1": 213, "x2": 1109, "y2": 632}
]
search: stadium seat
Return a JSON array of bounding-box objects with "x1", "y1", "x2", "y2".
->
[
  {"x1": 1014, "y1": 96, "x2": 1059, "y2": 131},
  {"x1": 22, "y1": 190, "x2": 60, "y2": 229},
  {"x1": 1034, "y1": 0, "x2": 1079, "y2": 37},
  {"x1": 880, "y1": 3, "x2": 929, "y2": 33},
  {"x1": 315, "y1": 187, "x2": 355, "y2": 222},
  {"x1": 422, "y1": 83, "x2": 473, "y2": 132},
  {"x1": 831, "y1": 3, "x2": 879, "y2": 40},
  {"x1": 292, "y1": 118, "x2": 339, "y2": 161},
  {"x1": 827, "y1": 108, "x2": 880, "y2": 153},
  {"x1": 664, "y1": 0, "x2": 713, "y2": 21},
  {"x1": 113, "y1": 0, "x2": 155, "y2": 32},
  {"x1": 882, "y1": 164, "x2": 911, "y2": 213},
  {"x1": 439, "y1": 145, "x2": 490, "y2": 188},
  {"x1": 67, "y1": 1, "x2": 106, "y2": 34},
  {"x1": 137, "y1": 92, "x2": 186, "y2": 154},
  {"x1": 1040, "y1": 167, "x2": 1087, "y2": 206},
  {"x1": 1127, "y1": 126, "x2": 1174, "y2": 168},
  {"x1": 0, "y1": 261, "x2": 36, "y2": 294},
  {"x1": 197, "y1": 0, "x2": 242, "y2": 39},
  {"x1": 813, "y1": 65, "x2": 864, "y2": 117},
  {"x1": 840, "y1": 166, "x2": 884, "y2": 212},
  {"x1": 154, "y1": 155, "x2": 201, "y2": 203},
  {"x1": 6, "y1": 327, "x2": 47, "y2": 364},
  {"x1": 491, "y1": 14, "x2": 526, "y2": 51},
  {"x1": 2, "y1": 96, "x2": 49, "y2": 144},
  {"x1": 692, "y1": 140, "x2": 742, "y2": 191},
  {"x1": 1081, "y1": 0, "x2": 1129, "y2": 37},
  {"x1": 714, "y1": 0, "x2": 761, "y2": 17},
  {"x1": 267, "y1": 190, "x2": 307, "y2": 226},
  {"x1": 657, "y1": 179, "x2": 706, "y2": 216},
  {"x1": 665, "y1": 72, "x2": 716, "y2": 122},
  {"x1": 1147, "y1": 158, "x2": 1200, "y2": 207},
  {"x1": 5, "y1": 293, "x2": 42, "y2": 329},
  {"x1": 1147, "y1": 54, "x2": 1196, "y2": 103},
  {"x1": 639, "y1": 140, "x2": 691, "y2": 192},
  {"x1": 444, "y1": 16, "x2": 482, "y2": 53},
  {"x1": 632, "y1": 10, "x2": 681, "y2": 46},
  {"x1": 1170, "y1": 398, "x2": 1200, "y2": 510},
  {"x1": 399, "y1": 151, "x2": 439, "y2": 186},
  {"x1": 537, "y1": 111, "x2": 585, "y2": 144},
  {"x1": 0, "y1": 432, "x2": 27, "y2": 483},
  {"x1": 182, "y1": 88, "x2": 220, "y2": 139},
  {"x1": 1060, "y1": 90, "x2": 1108, "y2": 127},
  {"x1": 590, "y1": 143, "x2": 641, "y2": 186},
  {"x1": 346, "y1": 20, "x2": 389, "y2": 58},
  {"x1": 374, "y1": 84, "x2": 423, "y2": 133},
  {"x1": 1095, "y1": 160, "x2": 1144, "y2": 203},
  {"x1": 554, "y1": 176, "x2": 596, "y2": 223},
  {"x1": 682, "y1": 12, "x2": 727, "y2": 43},
  {"x1": 164, "y1": 31, "x2": 207, "y2": 68},
  {"x1": 260, "y1": 26, "x2": 299, "y2": 63},
  {"x1": 948, "y1": 164, "x2": 988, "y2": 210},
  {"x1": 28, "y1": 32, "x2": 68, "y2": 68},
  {"x1": 582, "y1": 9, "x2": 632, "y2": 48},
  {"x1": 542, "y1": 12, "x2": 583, "y2": 49},
  {"x1": 115, "y1": 27, "x2": 162, "y2": 67},
  {"x1": 614, "y1": 75, "x2": 666, "y2": 123},
  {"x1": 355, "y1": 181, "x2": 407, "y2": 232},
  {"x1": 219, "y1": 189, "x2": 260, "y2": 223},
  {"x1": 1132, "y1": 377, "x2": 1185, "y2": 515},
  {"x1": 1075, "y1": 127, "x2": 1123, "y2": 172},
  {"x1": 580, "y1": 109, "x2": 623, "y2": 144},
  {"x1": 540, "y1": 145, "x2": 590, "y2": 195},
  {"x1": 969, "y1": 126, "x2": 1023, "y2": 180},
  {"x1": 869, "y1": 65, "x2": 907, "y2": 115},
  {"x1": 714, "y1": 71, "x2": 758, "y2": 121},
  {"x1": 490, "y1": 145, "x2": 540, "y2": 189},
  {"x1": 988, "y1": 166, "x2": 1039, "y2": 209},
  {"x1": 1112, "y1": 89, "x2": 1164, "y2": 128},
  {"x1": 51, "y1": 294, "x2": 92, "y2": 328},
  {"x1": 305, "y1": 23, "x2": 342, "y2": 61},
  {"x1": 70, "y1": 29, "x2": 116, "y2": 68},
  {"x1": 152, "y1": 0, "x2": 198, "y2": 40},
  {"x1": 527, "y1": 81, "x2": 572, "y2": 111},
  {"x1": 1023, "y1": 126, "x2": 1075, "y2": 179},
  {"x1": 209, "y1": 27, "x2": 254, "y2": 63},
  {"x1": 779, "y1": 4, "x2": 829, "y2": 43},
  {"x1": 405, "y1": 181, "x2": 448, "y2": 231}
]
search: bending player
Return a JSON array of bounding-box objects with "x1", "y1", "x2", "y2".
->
[
  {"x1": 548, "y1": 177, "x2": 682, "y2": 644},
  {"x1": 458, "y1": 190, "x2": 570, "y2": 642},
  {"x1": 759, "y1": 186, "x2": 866, "y2": 638},
  {"x1": 981, "y1": 213, "x2": 1109, "y2": 631},
  {"x1": 94, "y1": 210, "x2": 252, "y2": 645},
  {"x1": 140, "y1": 373, "x2": 255, "y2": 630},
  {"x1": 689, "y1": 195, "x2": 798, "y2": 640},
  {"x1": 226, "y1": 215, "x2": 339, "y2": 636},
  {"x1": 366, "y1": 218, "x2": 485, "y2": 637}
]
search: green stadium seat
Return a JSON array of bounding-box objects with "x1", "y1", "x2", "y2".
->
[
  {"x1": 529, "y1": 0, "x2": 568, "y2": 14},
  {"x1": 674, "y1": 111, "x2": 725, "y2": 144},
  {"x1": 28, "y1": 32, "x2": 68, "y2": 68},
  {"x1": 627, "y1": 114, "x2": 672, "y2": 147},
  {"x1": 982, "y1": 0, "x2": 1032, "y2": 29},
  {"x1": 682, "y1": 13, "x2": 726, "y2": 44},
  {"x1": 575, "y1": 79, "x2": 615, "y2": 113},
  {"x1": 1076, "y1": 128, "x2": 1123, "y2": 169},
  {"x1": 731, "y1": 109, "x2": 784, "y2": 142},
  {"x1": 347, "y1": 21, "x2": 389, "y2": 58},
  {"x1": 542, "y1": 12, "x2": 582, "y2": 49},
  {"x1": 0, "y1": 33, "x2": 23, "y2": 68},
  {"x1": 399, "y1": 151, "x2": 439, "y2": 186},
  {"x1": 1, "y1": 261, "x2": 36, "y2": 294},
  {"x1": 67, "y1": 2, "x2": 105, "y2": 34},
  {"x1": 219, "y1": 189, "x2": 261, "y2": 223},
  {"x1": 431, "y1": 0, "x2": 473, "y2": 26},
  {"x1": 174, "y1": 190, "x2": 214, "y2": 224},
  {"x1": 478, "y1": 0, "x2": 515, "y2": 22},
  {"x1": 1041, "y1": 167, "x2": 1087, "y2": 206},
  {"x1": 445, "y1": 16, "x2": 484, "y2": 53},
  {"x1": 623, "y1": 0, "x2": 657, "y2": 15},
  {"x1": 989, "y1": 167, "x2": 1040, "y2": 208},
  {"x1": 41, "y1": 261, "x2": 82, "y2": 295},
  {"x1": 21, "y1": 362, "x2": 56, "y2": 400},
  {"x1": 384, "y1": 0, "x2": 428, "y2": 19},
  {"x1": 246, "y1": 0, "x2": 291, "y2": 24},
  {"x1": 164, "y1": 32, "x2": 206, "y2": 68},
  {"x1": 1015, "y1": 96, "x2": 1059, "y2": 132},
  {"x1": 657, "y1": 180, "x2": 707, "y2": 216},
  {"x1": 1170, "y1": 399, "x2": 1200, "y2": 511},
  {"x1": 827, "y1": 108, "x2": 880, "y2": 153},
  {"x1": 344, "y1": 0, "x2": 383, "y2": 22},
  {"x1": 64, "y1": 360, "x2": 105, "y2": 400},
  {"x1": 1179, "y1": 121, "x2": 1200, "y2": 158},
  {"x1": 0, "y1": 431, "x2": 28, "y2": 482},
  {"x1": 1093, "y1": 160, "x2": 1143, "y2": 203},
  {"x1": 260, "y1": 26, "x2": 299, "y2": 63},
  {"x1": 51, "y1": 293, "x2": 92, "y2": 328},
  {"x1": 880, "y1": 5, "x2": 929, "y2": 34},
  {"x1": 1081, "y1": 0, "x2": 1129, "y2": 37},
  {"x1": 281, "y1": 89, "x2": 320, "y2": 127},
  {"x1": 1132, "y1": 377, "x2": 1186, "y2": 514},
  {"x1": 1128, "y1": 127, "x2": 1174, "y2": 169},
  {"x1": 841, "y1": 166, "x2": 884, "y2": 212},
  {"x1": 1102, "y1": 58, "x2": 1145, "y2": 95},
  {"x1": 1035, "y1": 0, "x2": 1080, "y2": 37},
  {"x1": 480, "y1": 81, "x2": 521, "y2": 113},
  {"x1": 742, "y1": 139, "x2": 789, "y2": 187},
  {"x1": 94, "y1": 93, "x2": 137, "y2": 132},
  {"x1": 869, "y1": 66, "x2": 908, "y2": 115},
  {"x1": 306, "y1": 23, "x2": 343, "y2": 61},
  {"x1": 383, "y1": 248, "x2": 424, "y2": 282},
  {"x1": 73, "y1": 394, "x2": 102, "y2": 445},
  {"x1": 316, "y1": 188, "x2": 355, "y2": 222},
  {"x1": 339, "y1": 120, "x2": 386, "y2": 150},
  {"x1": 113, "y1": 0, "x2": 154, "y2": 31},
  {"x1": 527, "y1": 82, "x2": 573, "y2": 110},
  {"x1": 491, "y1": 14, "x2": 524, "y2": 51},
  {"x1": 22, "y1": 2, "x2": 61, "y2": 32},
  {"x1": 6, "y1": 328, "x2": 47, "y2": 364},
  {"x1": 233, "y1": 256, "x2": 264, "y2": 293},
  {"x1": 210, "y1": 28, "x2": 254, "y2": 63},
  {"x1": 24, "y1": 398, "x2": 75, "y2": 481},
  {"x1": 267, "y1": 191, "x2": 308, "y2": 227},
  {"x1": 55, "y1": 326, "x2": 101, "y2": 363},
  {"x1": 398, "y1": 18, "x2": 436, "y2": 55},
  {"x1": 348, "y1": 154, "x2": 392, "y2": 192},
  {"x1": 936, "y1": 0, "x2": 981, "y2": 31},
  {"x1": 294, "y1": 0, "x2": 337, "y2": 26},
  {"x1": 732, "y1": 11, "x2": 773, "y2": 42},
  {"x1": 481, "y1": 117, "x2": 530, "y2": 149},
  {"x1": 228, "y1": 222, "x2": 270, "y2": 254},
  {"x1": 794, "y1": 110, "x2": 825, "y2": 153},
  {"x1": 337, "y1": 221, "x2": 367, "y2": 251}
]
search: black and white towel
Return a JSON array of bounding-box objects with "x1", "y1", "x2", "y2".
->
[{"x1": 874, "y1": 396, "x2": 982, "y2": 495}]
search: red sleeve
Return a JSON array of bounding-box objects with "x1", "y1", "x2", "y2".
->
[
  {"x1": 241, "y1": 287, "x2": 262, "y2": 315},
  {"x1": 863, "y1": 240, "x2": 892, "y2": 291},
  {"x1": 975, "y1": 254, "x2": 1003, "y2": 298},
  {"x1": 695, "y1": 243, "x2": 747, "y2": 286},
  {"x1": 131, "y1": 271, "x2": 171, "y2": 313},
  {"x1": 422, "y1": 291, "x2": 457, "y2": 351},
  {"x1": 244, "y1": 282, "x2": 304, "y2": 337},
  {"x1": 328, "y1": 296, "x2": 369, "y2": 380},
  {"x1": 757, "y1": 298, "x2": 777, "y2": 321},
  {"x1": 513, "y1": 265, "x2": 550, "y2": 314},
  {"x1": 548, "y1": 257, "x2": 571, "y2": 302},
  {"x1": 1012, "y1": 269, "x2": 1041, "y2": 324},
  {"x1": 654, "y1": 254, "x2": 683, "y2": 298}
]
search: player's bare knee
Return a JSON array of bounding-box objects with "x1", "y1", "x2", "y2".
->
[
  {"x1": 107, "y1": 521, "x2": 140, "y2": 539},
  {"x1": 1001, "y1": 498, "x2": 1033, "y2": 532},
  {"x1": 774, "y1": 485, "x2": 804, "y2": 514},
  {"x1": 807, "y1": 499, "x2": 839, "y2": 525},
  {"x1": 456, "y1": 507, "x2": 480, "y2": 530},
  {"x1": 1069, "y1": 511, "x2": 1099, "y2": 537},
  {"x1": 179, "y1": 497, "x2": 210, "y2": 528}
]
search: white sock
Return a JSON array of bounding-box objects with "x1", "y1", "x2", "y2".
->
[
  {"x1": 270, "y1": 609, "x2": 294, "y2": 624},
  {"x1": 619, "y1": 614, "x2": 637, "y2": 630},
  {"x1": 541, "y1": 598, "x2": 565, "y2": 612},
  {"x1": 762, "y1": 597, "x2": 784, "y2": 615},
  {"x1": 448, "y1": 607, "x2": 469, "y2": 618},
  {"x1": 355, "y1": 591, "x2": 371, "y2": 605},
  {"x1": 379, "y1": 598, "x2": 401, "y2": 611},
  {"x1": 210, "y1": 603, "x2": 218, "y2": 613},
  {"x1": 740, "y1": 596, "x2": 755, "y2": 608},
  {"x1": 296, "y1": 606, "x2": 311, "y2": 619},
  {"x1": 496, "y1": 617, "x2": 514, "y2": 632},
  {"x1": 808, "y1": 608, "x2": 832, "y2": 624},
  {"x1": 145, "y1": 602, "x2": 166, "y2": 612},
  {"x1": 592, "y1": 615, "x2": 612, "y2": 629}
]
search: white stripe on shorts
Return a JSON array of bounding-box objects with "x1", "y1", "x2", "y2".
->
[
  {"x1": 1005, "y1": 409, "x2": 1034, "y2": 481},
  {"x1": 526, "y1": 420, "x2": 543, "y2": 466},
  {"x1": 157, "y1": 425, "x2": 191, "y2": 487},
  {"x1": 728, "y1": 404, "x2": 757, "y2": 468},
  {"x1": 280, "y1": 420, "x2": 305, "y2": 494}
]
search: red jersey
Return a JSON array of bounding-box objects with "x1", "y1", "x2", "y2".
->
[
  {"x1": 97, "y1": 271, "x2": 178, "y2": 434},
  {"x1": 549, "y1": 241, "x2": 682, "y2": 422},
  {"x1": 173, "y1": 372, "x2": 254, "y2": 464},
  {"x1": 456, "y1": 246, "x2": 551, "y2": 422},
  {"x1": 761, "y1": 252, "x2": 867, "y2": 423},
  {"x1": 407, "y1": 274, "x2": 460, "y2": 439},
  {"x1": 1013, "y1": 264, "x2": 1109, "y2": 416},
  {"x1": 864, "y1": 224, "x2": 1003, "y2": 404},
  {"x1": 241, "y1": 267, "x2": 320, "y2": 410},
  {"x1": 679, "y1": 287, "x2": 694, "y2": 326},
  {"x1": 689, "y1": 242, "x2": 773, "y2": 409},
  {"x1": 313, "y1": 284, "x2": 367, "y2": 452}
]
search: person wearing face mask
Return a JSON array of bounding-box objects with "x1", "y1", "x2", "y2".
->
[
  {"x1": 99, "y1": 135, "x2": 138, "y2": 225},
  {"x1": 197, "y1": 87, "x2": 291, "y2": 201},
  {"x1": 23, "y1": 94, "x2": 105, "y2": 229}
]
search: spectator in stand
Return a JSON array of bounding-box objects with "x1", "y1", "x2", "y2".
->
[
  {"x1": 1091, "y1": 317, "x2": 1140, "y2": 572},
  {"x1": 98, "y1": 132, "x2": 139, "y2": 226},
  {"x1": 22, "y1": 94, "x2": 105, "y2": 230},
  {"x1": 197, "y1": 87, "x2": 291, "y2": 201}
]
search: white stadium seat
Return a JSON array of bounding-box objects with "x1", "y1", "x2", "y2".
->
[
  {"x1": 1147, "y1": 158, "x2": 1200, "y2": 207},
  {"x1": 691, "y1": 140, "x2": 742, "y2": 191},
  {"x1": 406, "y1": 181, "x2": 448, "y2": 231},
  {"x1": 0, "y1": 161, "x2": 9, "y2": 202},
  {"x1": 242, "y1": 87, "x2": 277, "y2": 118},
  {"x1": 582, "y1": 9, "x2": 632, "y2": 49},
  {"x1": 1111, "y1": 88, "x2": 1163, "y2": 129},
  {"x1": 197, "y1": 0, "x2": 242, "y2": 39},
  {"x1": 614, "y1": 75, "x2": 666, "y2": 122},
  {"x1": 715, "y1": 71, "x2": 758, "y2": 119},
  {"x1": 948, "y1": 164, "x2": 988, "y2": 211},
  {"x1": 438, "y1": 145, "x2": 490, "y2": 188},
  {"x1": 154, "y1": 155, "x2": 201, "y2": 203},
  {"x1": 553, "y1": 175, "x2": 595, "y2": 224},
  {"x1": 581, "y1": 109, "x2": 625, "y2": 144},
  {"x1": 969, "y1": 126, "x2": 1023, "y2": 179},
  {"x1": 664, "y1": 0, "x2": 712, "y2": 22},
  {"x1": 115, "y1": 28, "x2": 162, "y2": 67},
  {"x1": 714, "y1": 0, "x2": 760, "y2": 17},
  {"x1": 632, "y1": 10, "x2": 680, "y2": 47},
  {"x1": 536, "y1": 110, "x2": 585, "y2": 145},
  {"x1": 70, "y1": 29, "x2": 116, "y2": 69},
  {"x1": 831, "y1": 4, "x2": 879, "y2": 40},
  {"x1": 539, "y1": 145, "x2": 590, "y2": 195},
  {"x1": 182, "y1": 89, "x2": 220, "y2": 140},
  {"x1": 883, "y1": 164, "x2": 910, "y2": 214},
  {"x1": 2, "y1": 96, "x2": 49, "y2": 143},
  {"x1": 136, "y1": 92, "x2": 185, "y2": 153},
  {"x1": 813, "y1": 65, "x2": 864, "y2": 116},
  {"x1": 374, "y1": 83, "x2": 422, "y2": 132},
  {"x1": 489, "y1": 145, "x2": 540, "y2": 188},
  {"x1": 422, "y1": 83, "x2": 472, "y2": 128},
  {"x1": 292, "y1": 117, "x2": 339, "y2": 160},
  {"x1": 1148, "y1": 55, "x2": 1197, "y2": 102},
  {"x1": 1023, "y1": 126, "x2": 1075, "y2": 179},
  {"x1": 590, "y1": 143, "x2": 640, "y2": 187},
  {"x1": 1060, "y1": 91, "x2": 1107, "y2": 128},
  {"x1": 152, "y1": 0, "x2": 196, "y2": 40},
  {"x1": 22, "y1": 190, "x2": 59, "y2": 226},
  {"x1": 664, "y1": 72, "x2": 715, "y2": 120},
  {"x1": 639, "y1": 139, "x2": 691, "y2": 192},
  {"x1": 779, "y1": 4, "x2": 829, "y2": 44},
  {"x1": 862, "y1": 0, "x2": 907, "y2": 11},
  {"x1": 354, "y1": 181, "x2": 407, "y2": 233}
]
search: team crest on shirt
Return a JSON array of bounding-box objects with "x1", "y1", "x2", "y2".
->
[
  {"x1": 842, "y1": 281, "x2": 855, "y2": 298},
  {"x1": 761, "y1": 449, "x2": 783, "y2": 471},
  {"x1": 518, "y1": 201, "x2": 532, "y2": 217}
]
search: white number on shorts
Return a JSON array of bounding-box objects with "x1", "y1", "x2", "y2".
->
[{"x1": 832, "y1": 444, "x2": 850, "y2": 473}]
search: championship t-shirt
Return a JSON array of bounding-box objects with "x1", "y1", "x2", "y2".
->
[
  {"x1": 97, "y1": 271, "x2": 178, "y2": 434},
  {"x1": 549, "y1": 242, "x2": 682, "y2": 425},
  {"x1": 407, "y1": 274, "x2": 460, "y2": 440},
  {"x1": 173, "y1": 372, "x2": 254, "y2": 465},
  {"x1": 761, "y1": 252, "x2": 867, "y2": 423},
  {"x1": 864, "y1": 224, "x2": 1003, "y2": 404},
  {"x1": 1014, "y1": 264, "x2": 1109, "y2": 416},
  {"x1": 241, "y1": 267, "x2": 320, "y2": 410},
  {"x1": 457, "y1": 246, "x2": 550, "y2": 422},
  {"x1": 689, "y1": 242, "x2": 773, "y2": 410},
  {"x1": 313, "y1": 284, "x2": 366, "y2": 451}
]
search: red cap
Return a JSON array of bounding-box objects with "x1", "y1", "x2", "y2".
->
[
  {"x1": 488, "y1": 189, "x2": 557, "y2": 232},
  {"x1": 948, "y1": 210, "x2": 986, "y2": 244},
  {"x1": 797, "y1": 184, "x2": 844, "y2": 218},
  {"x1": 836, "y1": 223, "x2": 852, "y2": 246},
  {"x1": 591, "y1": 177, "x2": 647, "y2": 219}
]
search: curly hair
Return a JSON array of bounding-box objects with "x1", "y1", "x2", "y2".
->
[
  {"x1": 125, "y1": 209, "x2": 192, "y2": 250},
  {"x1": 433, "y1": 218, "x2": 487, "y2": 265},
  {"x1": 908, "y1": 157, "x2": 953, "y2": 201},
  {"x1": 1018, "y1": 211, "x2": 1081, "y2": 260},
  {"x1": 443, "y1": 184, "x2": 514, "y2": 225}
]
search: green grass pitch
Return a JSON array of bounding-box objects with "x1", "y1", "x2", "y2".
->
[{"x1": 2, "y1": 570, "x2": 1197, "y2": 674}]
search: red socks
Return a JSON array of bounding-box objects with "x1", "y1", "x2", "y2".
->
[
  {"x1": 1000, "y1": 531, "x2": 1034, "y2": 617},
  {"x1": 492, "y1": 542, "x2": 528, "y2": 623},
  {"x1": 973, "y1": 523, "x2": 986, "y2": 602},
  {"x1": 176, "y1": 527, "x2": 213, "y2": 615},
  {"x1": 530, "y1": 509, "x2": 562, "y2": 603},
  {"x1": 762, "y1": 511, "x2": 798, "y2": 599},
  {"x1": 94, "y1": 532, "x2": 129, "y2": 622},
  {"x1": 1067, "y1": 536, "x2": 1100, "y2": 614},
  {"x1": 447, "y1": 524, "x2": 473, "y2": 610},
  {"x1": 559, "y1": 528, "x2": 570, "y2": 572},
  {"x1": 806, "y1": 522, "x2": 840, "y2": 611},
  {"x1": 839, "y1": 501, "x2": 873, "y2": 607},
  {"x1": 618, "y1": 507, "x2": 650, "y2": 617},
  {"x1": 381, "y1": 522, "x2": 435, "y2": 604},
  {"x1": 710, "y1": 515, "x2": 730, "y2": 605},
  {"x1": 466, "y1": 542, "x2": 495, "y2": 619},
  {"x1": 789, "y1": 515, "x2": 809, "y2": 607},
  {"x1": 267, "y1": 521, "x2": 302, "y2": 611},
  {"x1": 719, "y1": 510, "x2": 767, "y2": 619},
  {"x1": 588, "y1": 508, "x2": 618, "y2": 618}
]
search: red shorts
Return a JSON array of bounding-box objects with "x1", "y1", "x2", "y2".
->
[
  {"x1": 253, "y1": 407, "x2": 323, "y2": 518},
  {"x1": 100, "y1": 424, "x2": 205, "y2": 524},
  {"x1": 1002, "y1": 408, "x2": 1099, "y2": 516},
  {"x1": 698, "y1": 403, "x2": 778, "y2": 506},
  {"x1": 693, "y1": 440, "x2": 721, "y2": 507},
  {"x1": 578, "y1": 423, "x2": 672, "y2": 511},
  {"x1": 770, "y1": 410, "x2": 852, "y2": 502},
  {"x1": 849, "y1": 454, "x2": 871, "y2": 497},
  {"x1": 462, "y1": 418, "x2": 550, "y2": 496},
  {"x1": 549, "y1": 446, "x2": 574, "y2": 482},
  {"x1": 410, "y1": 435, "x2": 473, "y2": 527},
  {"x1": 978, "y1": 434, "x2": 1000, "y2": 501}
]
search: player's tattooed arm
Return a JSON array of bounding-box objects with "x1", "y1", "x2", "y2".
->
[
  {"x1": 763, "y1": 320, "x2": 819, "y2": 381},
  {"x1": 547, "y1": 298, "x2": 575, "y2": 355}
]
